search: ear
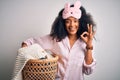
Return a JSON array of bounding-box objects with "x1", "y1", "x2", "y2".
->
[
  {"x1": 64, "y1": 2, "x2": 70, "y2": 10},
  {"x1": 74, "y1": 0, "x2": 81, "y2": 9}
]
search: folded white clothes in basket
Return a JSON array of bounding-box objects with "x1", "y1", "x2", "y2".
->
[{"x1": 11, "y1": 44, "x2": 53, "y2": 80}]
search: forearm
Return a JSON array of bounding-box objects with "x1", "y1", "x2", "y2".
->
[{"x1": 85, "y1": 46, "x2": 93, "y2": 65}]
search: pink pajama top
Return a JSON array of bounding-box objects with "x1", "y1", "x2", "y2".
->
[{"x1": 23, "y1": 35, "x2": 96, "y2": 80}]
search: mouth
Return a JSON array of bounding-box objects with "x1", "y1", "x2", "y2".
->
[{"x1": 69, "y1": 27, "x2": 77, "y2": 32}]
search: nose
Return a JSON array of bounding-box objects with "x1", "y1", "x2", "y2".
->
[{"x1": 70, "y1": 21, "x2": 74, "y2": 27}]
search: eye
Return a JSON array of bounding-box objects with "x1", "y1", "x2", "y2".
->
[
  {"x1": 74, "y1": 19, "x2": 79, "y2": 23},
  {"x1": 65, "y1": 20, "x2": 70, "y2": 24}
]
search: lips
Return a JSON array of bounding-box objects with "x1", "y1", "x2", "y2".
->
[{"x1": 69, "y1": 27, "x2": 77, "y2": 32}]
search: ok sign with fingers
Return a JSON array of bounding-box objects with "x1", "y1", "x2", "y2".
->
[{"x1": 80, "y1": 24, "x2": 96, "y2": 48}]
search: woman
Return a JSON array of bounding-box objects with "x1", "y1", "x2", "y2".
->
[{"x1": 22, "y1": 1, "x2": 96, "y2": 80}]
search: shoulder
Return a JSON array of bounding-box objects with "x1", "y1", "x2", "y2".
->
[
  {"x1": 37, "y1": 34, "x2": 57, "y2": 44},
  {"x1": 40, "y1": 34, "x2": 53, "y2": 41}
]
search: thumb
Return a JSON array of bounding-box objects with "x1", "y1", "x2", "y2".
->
[{"x1": 80, "y1": 32, "x2": 89, "y2": 43}]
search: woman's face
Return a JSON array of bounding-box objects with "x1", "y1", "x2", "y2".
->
[{"x1": 65, "y1": 17, "x2": 79, "y2": 36}]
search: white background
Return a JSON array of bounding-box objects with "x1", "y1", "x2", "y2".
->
[{"x1": 0, "y1": 0, "x2": 120, "y2": 80}]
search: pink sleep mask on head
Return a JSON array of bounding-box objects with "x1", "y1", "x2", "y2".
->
[{"x1": 62, "y1": 0, "x2": 82, "y2": 19}]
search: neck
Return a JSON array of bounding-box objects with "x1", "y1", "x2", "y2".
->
[
  {"x1": 68, "y1": 34, "x2": 78, "y2": 41},
  {"x1": 68, "y1": 34, "x2": 78, "y2": 48}
]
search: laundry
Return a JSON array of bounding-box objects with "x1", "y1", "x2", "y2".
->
[{"x1": 11, "y1": 44, "x2": 53, "y2": 80}]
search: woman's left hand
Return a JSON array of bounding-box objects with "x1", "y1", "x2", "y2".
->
[{"x1": 80, "y1": 24, "x2": 96, "y2": 47}]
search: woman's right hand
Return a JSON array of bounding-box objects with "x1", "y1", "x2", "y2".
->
[{"x1": 21, "y1": 42, "x2": 28, "y2": 47}]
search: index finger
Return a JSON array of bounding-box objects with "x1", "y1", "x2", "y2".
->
[{"x1": 87, "y1": 24, "x2": 93, "y2": 34}]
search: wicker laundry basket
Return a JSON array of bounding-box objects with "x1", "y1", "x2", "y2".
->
[{"x1": 22, "y1": 55, "x2": 58, "y2": 80}]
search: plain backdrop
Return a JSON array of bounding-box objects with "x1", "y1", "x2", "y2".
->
[{"x1": 0, "y1": 0, "x2": 120, "y2": 80}]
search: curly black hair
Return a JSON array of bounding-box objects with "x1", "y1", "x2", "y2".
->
[{"x1": 50, "y1": 6, "x2": 96, "y2": 42}]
